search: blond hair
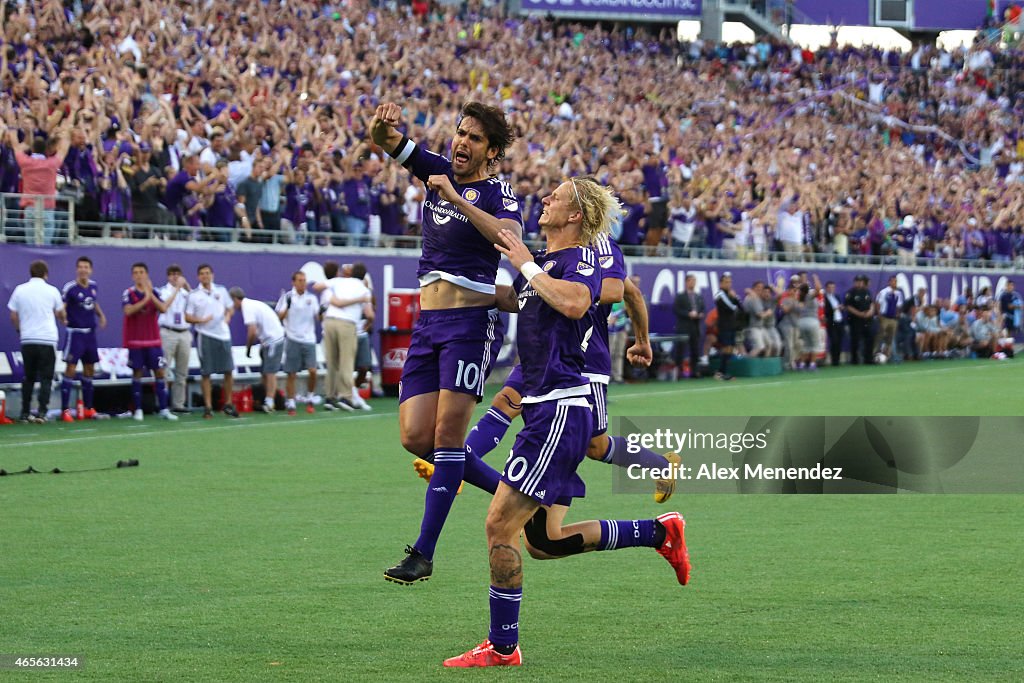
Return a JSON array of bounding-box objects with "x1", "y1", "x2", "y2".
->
[{"x1": 569, "y1": 177, "x2": 625, "y2": 246}]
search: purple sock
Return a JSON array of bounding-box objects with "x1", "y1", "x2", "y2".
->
[
  {"x1": 602, "y1": 436, "x2": 669, "y2": 470},
  {"x1": 61, "y1": 376, "x2": 74, "y2": 411},
  {"x1": 413, "y1": 448, "x2": 464, "y2": 560},
  {"x1": 465, "y1": 408, "x2": 513, "y2": 460},
  {"x1": 155, "y1": 381, "x2": 168, "y2": 411},
  {"x1": 463, "y1": 452, "x2": 501, "y2": 494},
  {"x1": 132, "y1": 379, "x2": 143, "y2": 410},
  {"x1": 598, "y1": 519, "x2": 659, "y2": 550},
  {"x1": 488, "y1": 585, "x2": 522, "y2": 648},
  {"x1": 82, "y1": 377, "x2": 94, "y2": 409}
]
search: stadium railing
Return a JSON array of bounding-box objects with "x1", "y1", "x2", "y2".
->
[
  {"x1": 2, "y1": 210, "x2": 1021, "y2": 271},
  {"x1": 0, "y1": 193, "x2": 75, "y2": 246}
]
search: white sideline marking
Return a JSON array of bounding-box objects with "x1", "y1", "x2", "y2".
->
[
  {"x1": 0, "y1": 411, "x2": 396, "y2": 449},
  {"x1": 610, "y1": 363, "x2": 1010, "y2": 400}
]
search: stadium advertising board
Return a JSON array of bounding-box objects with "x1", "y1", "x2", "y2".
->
[
  {"x1": 520, "y1": 0, "x2": 702, "y2": 21},
  {"x1": 0, "y1": 244, "x2": 1020, "y2": 357}
]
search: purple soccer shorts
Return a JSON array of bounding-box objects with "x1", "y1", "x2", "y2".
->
[
  {"x1": 128, "y1": 346, "x2": 165, "y2": 372},
  {"x1": 499, "y1": 396, "x2": 592, "y2": 507},
  {"x1": 399, "y1": 306, "x2": 502, "y2": 403},
  {"x1": 64, "y1": 329, "x2": 100, "y2": 364}
]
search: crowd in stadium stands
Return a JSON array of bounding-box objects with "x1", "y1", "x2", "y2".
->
[
  {"x1": 1, "y1": 1, "x2": 1024, "y2": 262},
  {"x1": 670, "y1": 272, "x2": 1020, "y2": 378}
]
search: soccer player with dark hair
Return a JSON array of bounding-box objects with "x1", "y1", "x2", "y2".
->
[
  {"x1": 371, "y1": 101, "x2": 523, "y2": 585},
  {"x1": 122, "y1": 262, "x2": 179, "y2": 421},
  {"x1": 417, "y1": 177, "x2": 678, "y2": 505},
  {"x1": 59, "y1": 256, "x2": 107, "y2": 421}
]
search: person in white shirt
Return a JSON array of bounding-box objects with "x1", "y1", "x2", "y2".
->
[
  {"x1": 276, "y1": 271, "x2": 321, "y2": 415},
  {"x1": 776, "y1": 195, "x2": 806, "y2": 257},
  {"x1": 158, "y1": 264, "x2": 192, "y2": 413},
  {"x1": 230, "y1": 287, "x2": 285, "y2": 413},
  {"x1": 313, "y1": 261, "x2": 372, "y2": 411},
  {"x1": 348, "y1": 263, "x2": 375, "y2": 411},
  {"x1": 7, "y1": 260, "x2": 66, "y2": 422},
  {"x1": 185, "y1": 264, "x2": 237, "y2": 418}
]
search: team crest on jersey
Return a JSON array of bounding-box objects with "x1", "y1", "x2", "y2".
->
[
  {"x1": 576, "y1": 261, "x2": 595, "y2": 276},
  {"x1": 600, "y1": 255, "x2": 614, "y2": 270},
  {"x1": 462, "y1": 188, "x2": 480, "y2": 204},
  {"x1": 542, "y1": 260, "x2": 556, "y2": 273},
  {"x1": 502, "y1": 198, "x2": 519, "y2": 212}
]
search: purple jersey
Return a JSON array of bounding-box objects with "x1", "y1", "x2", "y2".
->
[
  {"x1": 641, "y1": 162, "x2": 669, "y2": 202},
  {"x1": 391, "y1": 138, "x2": 523, "y2": 294},
  {"x1": 513, "y1": 246, "x2": 602, "y2": 402},
  {"x1": 62, "y1": 280, "x2": 100, "y2": 330},
  {"x1": 583, "y1": 236, "x2": 627, "y2": 382}
]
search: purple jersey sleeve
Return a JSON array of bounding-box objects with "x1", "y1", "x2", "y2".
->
[
  {"x1": 397, "y1": 140, "x2": 451, "y2": 184},
  {"x1": 584, "y1": 236, "x2": 627, "y2": 379}
]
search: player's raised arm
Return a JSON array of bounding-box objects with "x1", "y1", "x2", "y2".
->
[{"x1": 369, "y1": 102, "x2": 405, "y2": 157}]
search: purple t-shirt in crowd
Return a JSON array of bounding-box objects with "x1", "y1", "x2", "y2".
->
[
  {"x1": 392, "y1": 138, "x2": 523, "y2": 294},
  {"x1": 513, "y1": 245, "x2": 602, "y2": 401},
  {"x1": 619, "y1": 202, "x2": 645, "y2": 246},
  {"x1": 62, "y1": 279, "x2": 100, "y2": 329},
  {"x1": 641, "y1": 162, "x2": 669, "y2": 202},
  {"x1": 207, "y1": 185, "x2": 237, "y2": 228},
  {"x1": 63, "y1": 146, "x2": 99, "y2": 193},
  {"x1": 377, "y1": 185, "x2": 404, "y2": 235},
  {"x1": 163, "y1": 170, "x2": 193, "y2": 217},
  {"x1": 583, "y1": 235, "x2": 627, "y2": 382},
  {"x1": 283, "y1": 181, "x2": 315, "y2": 225},
  {"x1": 993, "y1": 227, "x2": 1015, "y2": 257},
  {"x1": 342, "y1": 175, "x2": 371, "y2": 220}
]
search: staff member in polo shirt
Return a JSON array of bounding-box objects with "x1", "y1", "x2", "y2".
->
[
  {"x1": 158, "y1": 264, "x2": 192, "y2": 413},
  {"x1": 276, "y1": 270, "x2": 321, "y2": 415},
  {"x1": 185, "y1": 263, "x2": 237, "y2": 418},
  {"x1": 874, "y1": 275, "x2": 905, "y2": 357},
  {"x1": 7, "y1": 260, "x2": 65, "y2": 422},
  {"x1": 230, "y1": 287, "x2": 286, "y2": 414},
  {"x1": 315, "y1": 261, "x2": 372, "y2": 412}
]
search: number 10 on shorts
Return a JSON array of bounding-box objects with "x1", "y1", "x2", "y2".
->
[{"x1": 455, "y1": 360, "x2": 480, "y2": 391}]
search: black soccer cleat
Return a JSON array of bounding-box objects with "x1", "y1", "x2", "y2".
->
[
  {"x1": 384, "y1": 545, "x2": 433, "y2": 585},
  {"x1": 223, "y1": 403, "x2": 240, "y2": 418}
]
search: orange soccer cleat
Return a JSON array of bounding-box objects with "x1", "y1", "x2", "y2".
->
[
  {"x1": 656, "y1": 511, "x2": 691, "y2": 586},
  {"x1": 412, "y1": 458, "x2": 463, "y2": 494},
  {"x1": 443, "y1": 640, "x2": 522, "y2": 668},
  {"x1": 60, "y1": 409, "x2": 75, "y2": 423}
]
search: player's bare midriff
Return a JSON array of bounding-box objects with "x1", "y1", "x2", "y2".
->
[{"x1": 420, "y1": 279, "x2": 495, "y2": 310}]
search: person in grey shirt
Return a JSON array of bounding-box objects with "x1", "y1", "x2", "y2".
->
[
  {"x1": 258, "y1": 152, "x2": 287, "y2": 237},
  {"x1": 743, "y1": 281, "x2": 776, "y2": 357},
  {"x1": 970, "y1": 309, "x2": 1000, "y2": 358},
  {"x1": 236, "y1": 155, "x2": 266, "y2": 242},
  {"x1": 793, "y1": 278, "x2": 823, "y2": 370}
]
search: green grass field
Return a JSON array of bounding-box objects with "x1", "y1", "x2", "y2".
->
[{"x1": 1, "y1": 360, "x2": 1021, "y2": 681}]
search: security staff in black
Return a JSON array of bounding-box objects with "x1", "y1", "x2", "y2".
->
[
  {"x1": 714, "y1": 273, "x2": 742, "y2": 380},
  {"x1": 844, "y1": 275, "x2": 875, "y2": 364}
]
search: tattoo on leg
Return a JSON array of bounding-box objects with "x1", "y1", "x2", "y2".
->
[
  {"x1": 501, "y1": 394, "x2": 522, "y2": 411},
  {"x1": 489, "y1": 543, "x2": 523, "y2": 587}
]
